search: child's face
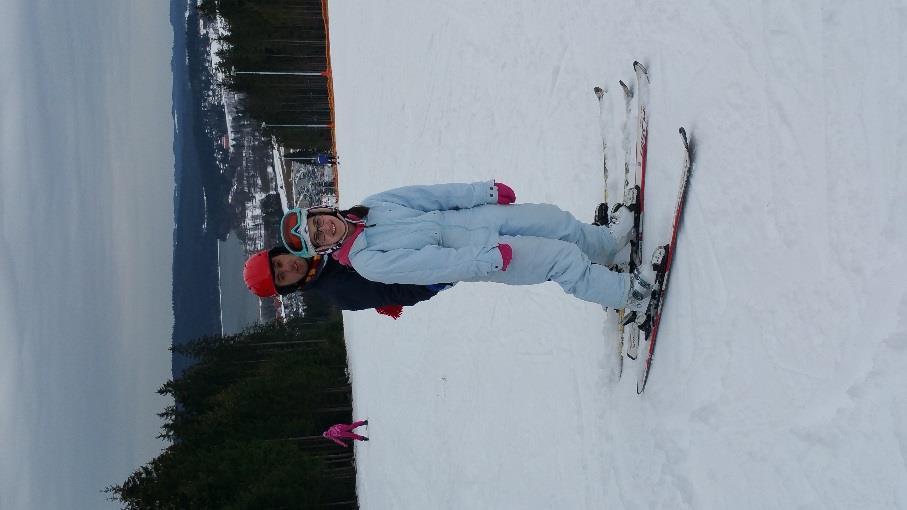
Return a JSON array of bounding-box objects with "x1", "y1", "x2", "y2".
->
[
  {"x1": 307, "y1": 213, "x2": 346, "y2": 249},
  {"x1": 271, "y1": 254, "x2": 309, "y2": 287}
]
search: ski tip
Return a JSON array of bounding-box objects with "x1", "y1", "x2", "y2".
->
[
  {"x1": 633, "y1": 61, "x2": 649, "y2": 82},
  {"x1": 619, "y1": 80, "x2": 632, "y2": 95},
  {"x1": 679, "y1": 127, "x2": 693, "y2": 157},
  {"x1": 637, "y1": 364, "x2": 652, "y2": 394}
]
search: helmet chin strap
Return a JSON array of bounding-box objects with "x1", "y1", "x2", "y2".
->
[{"x1": 340, "y1": 217, "x2": 351, "y2": 240}]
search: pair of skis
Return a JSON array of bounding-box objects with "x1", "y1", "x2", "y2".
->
[
  {"x1": 593, "y1": 61, "x2": 648, "y2": 381},
  {"x1": 594, "y1": 62, "x2": 649, "y2": 378},
  {"x1": 593, "y1": 62, "x2": 694, "y2": 393}
]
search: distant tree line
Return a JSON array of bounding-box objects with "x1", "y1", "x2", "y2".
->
[
  {"x1": 198, "y1": 0, "x2": 334, "y2": 151},
  {"x1": 106, "y1": 302, "x2": 359, "y2": 509}
]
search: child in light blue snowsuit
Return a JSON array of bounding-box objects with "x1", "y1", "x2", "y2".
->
[{"x1": 283, "y1": 180, "x2": 651, "y2": 312}]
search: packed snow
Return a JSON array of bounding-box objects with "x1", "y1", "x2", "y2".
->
[{"x1": 327, "y1": 2, "x2": 907, "y2": 509}]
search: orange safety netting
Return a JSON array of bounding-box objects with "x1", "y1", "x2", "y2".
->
[{"x1": 320, "y1": 0, "x2": 340, "y2": 200}]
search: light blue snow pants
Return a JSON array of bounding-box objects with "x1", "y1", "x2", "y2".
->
[{"x1": 460, "y1": 203, "x2": 631, "y2": 308}]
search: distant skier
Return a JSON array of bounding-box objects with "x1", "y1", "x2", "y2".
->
[
  {"x1": 323, "y1": 420, "x2": 369, "y2": 447},
  {"x1": 283, "y1": 149, "x2": 337, "y2": 165},
  {"x1": 278, "y1": 180, "x2": 656, "y2": 321},
  {"x1": 243, "y1": 247, "x2": 451, "y2": 318},
  {"x1": 314, "y1": 152, "x2": 337, "y2": 165}
]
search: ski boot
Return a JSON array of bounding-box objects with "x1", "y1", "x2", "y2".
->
[{"x1": 621, "y1": 261, "x2": 656, "y2": 328}]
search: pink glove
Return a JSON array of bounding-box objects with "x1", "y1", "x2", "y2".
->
[
  {"x1": 494, "y1": 182, "x2": 516, "y2": 204},
  {"x1": 498, "y1": 243, "x2": 512, "y2": 271}
]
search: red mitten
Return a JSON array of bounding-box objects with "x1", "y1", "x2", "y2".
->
[
  {"x1": 498, "y1": 243, "x2": 512, "y2": 271},
  {"x1": 375, "y1": 305, "x2": 403, "y2": 319},
  {"x1": 494, "y1": 182, "x2": 516, "y2": 204}
]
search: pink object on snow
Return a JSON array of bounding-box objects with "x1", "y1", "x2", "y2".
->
[{"x1": 322, "y1": 420, "x2": 369, "y2": 447}]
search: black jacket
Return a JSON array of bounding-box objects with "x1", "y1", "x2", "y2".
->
[{"x1": 302, "y1": 257, "x2": 439, "y2": 311}]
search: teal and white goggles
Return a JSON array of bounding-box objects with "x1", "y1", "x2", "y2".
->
[{"x1": 280, "y1": 207, "x2": 318, "y2": 258}]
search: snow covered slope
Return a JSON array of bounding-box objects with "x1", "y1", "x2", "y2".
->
[{"x1": 328, "y1": 2, "x2": 907, "y2": 508}]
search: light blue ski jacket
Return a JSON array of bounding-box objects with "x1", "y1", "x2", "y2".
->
[{"x1": 346, "y1": 181, "x2": 508, "y2": 285}]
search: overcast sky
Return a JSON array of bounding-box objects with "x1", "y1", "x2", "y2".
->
[{"x1": 0, "y1": 1, "x2": 175, "y2": 508}]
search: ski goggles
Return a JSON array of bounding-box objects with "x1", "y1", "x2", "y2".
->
[{"x1": 280, "y1": 208, "x2": 317, "y2": 258}]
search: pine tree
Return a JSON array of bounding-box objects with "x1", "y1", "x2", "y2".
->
[{"x1": 107, "y1": 315, "x2": 358, "y2": 509}]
